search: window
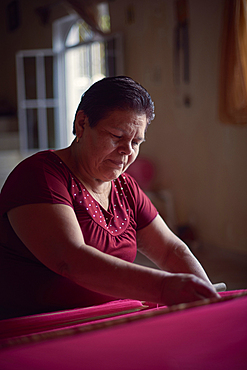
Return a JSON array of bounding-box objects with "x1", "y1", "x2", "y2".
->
[
  {"x1": 16, "y1": 9, "x2": 123, "y2": 152},
  {"x1": 54, "y1": 11, "x2": 123, "y2": 147},
  {"x1": 16, "y1": 49, "x2": 58, "y2": 152},
  {"x1": 64, "y1": 19, "x2": 108, "y2": 144}
]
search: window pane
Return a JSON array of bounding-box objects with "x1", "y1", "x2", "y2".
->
[
  {"x1": 66, "y1": 21, "x2": 94, "y2": 47},
  {"x1": 105, "y1": 39, "x2": 116, "y2": 76},
  {"x1": 98, "y1": 3, "x2": 111, "y2": 33},
  {"x1": 24, "y1": 57, "x2": 36, "y2": 99},
  {"x1": 45, "y1": 56, "x2": 54, "y2": 99},
  {"x1": 47, "y1": 108, "x2": 55, "y2": 148},
  {"x1": 92, "y1": 42, "x2": 106, "y2": 78},
  {"x1": 65, "y1": 4, "x2": 110, "y2": 47},
  {"x1": 65, "y1": 42, "x2": 106, "y2": 144},
  {"x1": 26, "y1": 108, "x2": 38, "y2": 149}
]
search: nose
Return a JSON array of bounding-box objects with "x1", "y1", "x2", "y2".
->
[{"x1": 118, "y1": 140, "x2": 133, "y2": 156}]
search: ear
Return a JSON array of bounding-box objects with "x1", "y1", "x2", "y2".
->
[{"x1": 74, "y1": 110, "x2": 88, "y2": 139}]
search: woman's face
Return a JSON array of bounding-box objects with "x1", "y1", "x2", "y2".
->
[{"x1": 76, "y1": 110, "x2": 147, "y2": 182}]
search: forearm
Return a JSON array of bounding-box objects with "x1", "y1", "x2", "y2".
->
[
  {"x1": 137, "y1": 215, "x2": 212, "y2": 285},
  {"x1": 8, "y1": 204, "x2": 218, "y2": 307},
  {"x1": 64, "y1": 241, "x2": 221, "y2": 306},
  {"x1": 59, "y1": 242, "x2": 167, "y2": 304},
  {"x1": 157, "y1": 241, "x2": 212, "y2": 285},
  {"x1": 58, "y1": 242, "x2": 218, "y2": 306}
]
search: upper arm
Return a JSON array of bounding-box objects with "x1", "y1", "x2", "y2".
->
[
  {"x1": 8, "y1": 203, "x2": 85, "y2": 275},
  {"x1": 136, "y1": 214, "x2": 186, "y2": 270}
]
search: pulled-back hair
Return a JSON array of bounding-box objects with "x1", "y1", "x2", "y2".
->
[{"x1": 72, "y1": 76, "x2": 155, "y2": 134}]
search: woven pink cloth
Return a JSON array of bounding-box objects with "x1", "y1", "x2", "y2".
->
[{"x1": 0, "y1": 290, "x2": 246, "y2": 369}]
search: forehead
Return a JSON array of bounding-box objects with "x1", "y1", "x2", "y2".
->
[{"x1": 97, "y1": 110, "x2": 147, "y2": 132}]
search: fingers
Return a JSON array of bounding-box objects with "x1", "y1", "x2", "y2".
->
[
  {"x1": 161, "y1": 273, "x2": 221, "y2": 306},
  {"x1": 193, "y1": 277, "x2": 221, "y2": 300}
]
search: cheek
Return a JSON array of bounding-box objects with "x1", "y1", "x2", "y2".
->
[
  {"x1": 103, "y1": 138, "x2": 117, "y2": 150},
  {"x1": 128, "y1": 148, "x2": 139, "y2": 163},
  {"x1": 96, "y1": 139, "x2": 116, "y2": 155}
]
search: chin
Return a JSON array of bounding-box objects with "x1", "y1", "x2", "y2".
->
[{"x1": 105, "y1": 169, "x2": 123, "y2": 181}]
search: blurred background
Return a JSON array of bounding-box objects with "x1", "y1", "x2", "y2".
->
[{"x1": 0, "y1": 0, "x2": 246, "y2": 289}]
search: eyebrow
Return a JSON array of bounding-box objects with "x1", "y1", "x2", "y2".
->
[{"x1": 112, "y1": 128, "x2": 145, "y2": 143}]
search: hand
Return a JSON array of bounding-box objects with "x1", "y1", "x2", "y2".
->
[{"x1": 160, "y1": 273, "x2": 220, "y2": 306}]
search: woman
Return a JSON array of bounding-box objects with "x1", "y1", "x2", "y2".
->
[{"x1": 0, "y1": 77, "x2": 219, "y2": 319}]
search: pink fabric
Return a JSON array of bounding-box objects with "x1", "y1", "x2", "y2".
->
[
  {"x1": 0, "y1": 151, "x2": 158, "y2": 319},
  {"x1": 0, "y1": 293, "x2": 246, "y2": 370},
  {"x1": 0, "y1": 299, "x2": 145, "y2": 340}
]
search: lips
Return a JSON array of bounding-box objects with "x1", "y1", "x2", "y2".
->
[{"x1": 108, "y1": 159, "x2": 124, "y2": 167}]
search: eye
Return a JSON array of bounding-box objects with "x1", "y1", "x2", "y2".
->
[
  {"x1": 132, "y1": 138, "x2": 145, "y2": 147},
  {"x1": 111, "y1": 134, "x2": 121, "y2": 139},
  {"x1": 132, "y1": 141, "x2": 139, "y2": 147}
]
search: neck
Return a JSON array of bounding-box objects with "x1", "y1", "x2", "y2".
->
[
  {"x1": 55, "y1": 143, "x2": 112, "y2": 208},
  {"x1": 70, "y1": 142, "x2": 111, "y2": 193}
]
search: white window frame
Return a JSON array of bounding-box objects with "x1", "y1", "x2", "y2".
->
[
  {"x1": 53, "y1": 14, "x2": 124, "y2": 147},
  {"x1": 16, "y1": 49, "x2": 58, "y2": 152},
  {"x1": 16, "y1": 14, "x2": 124, "y2": 152}
]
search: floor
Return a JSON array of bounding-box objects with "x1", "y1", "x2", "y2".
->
[{"x1": 135, "y1": 244, "x2": 247, "y2": 291}]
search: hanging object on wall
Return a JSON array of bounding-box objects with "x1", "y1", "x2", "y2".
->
[
  {"x1": 6, "y1": 0, "x2": 21, "y2": 31},
  {"x1": 219, "y1": 0, "x2": 247, "y2": 125},
  {"x1": 126, "y1": 5, "x2": 135, "y2": 25},
  {"x1": 173, "y1": 0, "x2": 190, "y2": 86}
]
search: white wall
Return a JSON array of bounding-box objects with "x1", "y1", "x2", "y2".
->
[
  {"x1": 0, "y1": 0, "x2": 246, "y2": 253},
  {"x1": 110, "y1": 0, "x2": 247, "y2": 254}
]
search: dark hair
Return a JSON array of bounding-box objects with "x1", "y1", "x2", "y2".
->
[{"x1": 72, "y1": 76, "x2": 155, "y2": 134}]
